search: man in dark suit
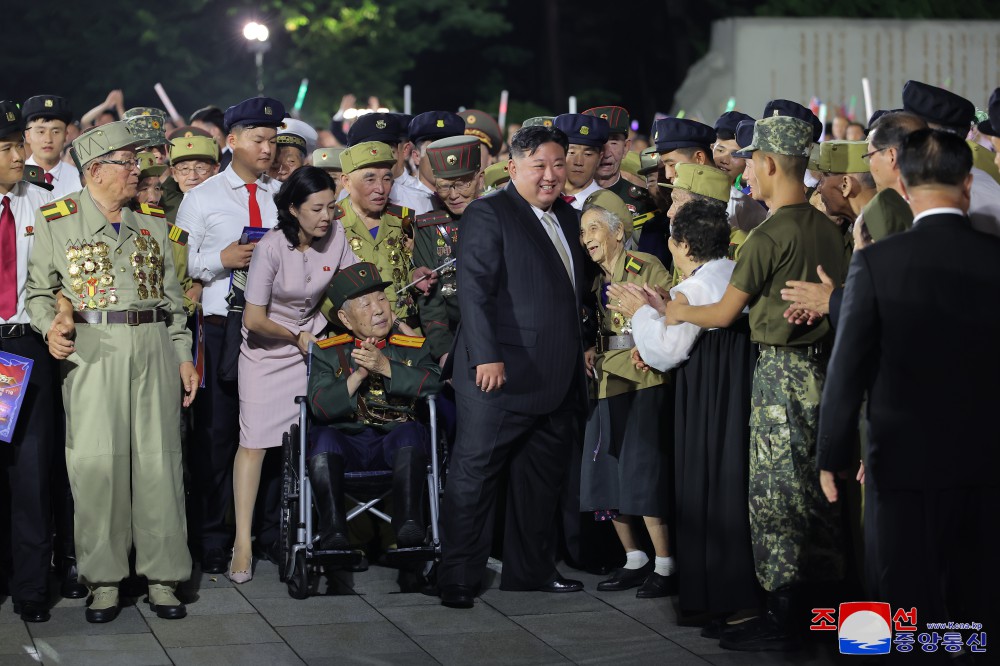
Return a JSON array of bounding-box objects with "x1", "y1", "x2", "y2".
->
[
  {"x1": 818, "y1": 129, "x2": 1000, "y2": 637},
  {"x1": 438, "y1": 125, "x2": 591, "y2": 608}
]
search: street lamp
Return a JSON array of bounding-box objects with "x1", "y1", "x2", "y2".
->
[{"x1": 243, "y1": 21, "x2": 271, "y2": 96}]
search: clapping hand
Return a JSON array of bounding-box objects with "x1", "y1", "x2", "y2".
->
[
  {"x1": 606, "y1": 283, "x2": 647, "y2": 319},
  {"x1": 352, "y1": 338, "x2": 391, "y2": 377}
]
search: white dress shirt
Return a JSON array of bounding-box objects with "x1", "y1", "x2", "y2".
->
[
  {"x1": 911, "y1": 206, "x2": 965, "y2": 226},
  {"x1": 565, "y1": 180, "x2": 604, "y2": 211},
  {"x1": 175, "y1": 166, "x2": 279, "y2": 316},
  {"x1": 391, "y1": 170, "x2": 435, "y2": 215},
  {"x1": 25, "y1": 156, "x2": 82, "y2": 200},
  {"x1": 2, "y1": 182, "x2": 54, "y2": 324},
  {"x1": 968, "y1": 168, "x2": 1000, "y2": 237},
  {"x1": 529, "y1": 203, "x2": 575, "y2": 287},
  {"x1": 631, "y1": 257, "x2": 735, "y2": 372}
]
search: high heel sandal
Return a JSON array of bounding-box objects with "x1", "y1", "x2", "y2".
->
[{"x1": 227, "y1": 548, "x2": 253, "y2": 584}]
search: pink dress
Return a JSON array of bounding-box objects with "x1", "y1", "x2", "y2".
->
[{"x1": 239, "y1": 227, "x2": 358, "y2": 448}]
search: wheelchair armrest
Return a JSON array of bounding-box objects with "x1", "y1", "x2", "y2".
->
[{"x1": 295, "y1": 396, "x2": 307, "y2": 404}]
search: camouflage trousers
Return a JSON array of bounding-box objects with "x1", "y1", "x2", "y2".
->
[{"x1": 748, "y1": 345, "x2": 844, "y2": 592}]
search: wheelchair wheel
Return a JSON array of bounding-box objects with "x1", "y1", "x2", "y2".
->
[
  {"x1": 286, "y1": 550, "x2": 309, "y2": 600},
  {"x1": 278, "y1": 428, "x2": 299, "y2": 582}
]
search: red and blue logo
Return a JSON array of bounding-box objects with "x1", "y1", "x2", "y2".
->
[{"x1": 838, "y1": 602, "x2": 892, "y2": 655}]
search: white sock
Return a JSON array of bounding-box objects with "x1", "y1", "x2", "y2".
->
[
  {"x1": 623, "y1": 550, "x2": 649, "y2": 570},
  {"x1": 654, "y1": 555, "x2": 675, "y2": 577}
]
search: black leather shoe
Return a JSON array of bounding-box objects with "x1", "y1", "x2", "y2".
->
[
  {"x1": 635, "y1": 572, "x2": 677, "y2": 598},
  {"x1": 14, "y1": 601, "x2": 50, "y2": 623},
  {"x1": 538, "y1": 577, "x2": 583, "y2": 593},
  {"x1": 440, "y1": 585, "x2": 476, "y2": 609},
  {"x1": 252, "y1": 539, "x2": 281, "y2": 565},
  {"x1": 59, "y1": 560, "x2": 88, "y2": 599},
  {"x1": 596, "y1": 561, "x2": 654, "y2": 592},
  {"x1": 719, "y1": 612, "x2": 799, "y2": 651},
  {"x1": 202, "y1": 548, "x2": 228, "y2": 574}
]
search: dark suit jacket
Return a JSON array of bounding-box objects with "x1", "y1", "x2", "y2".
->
[
  {"x1": 447, "y1": 183, "x2": 589, "y2": 415},
  {"x1": 817, "y1": 213, "x2": 1000, "y2": 490},
  {"x1": 828, "y1": 287, "x2": 844, "y2": 329}
]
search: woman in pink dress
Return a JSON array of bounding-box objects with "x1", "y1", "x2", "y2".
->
[{"x1": 229, "y1": 167, "x2": 358, "y2": 582}]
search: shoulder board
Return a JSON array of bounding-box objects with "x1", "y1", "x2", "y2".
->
[
  {"x1": 631, "y1": 211, "x2": 656, "y2": 228},
  {"x1": 167, "y1": 223, "x2": 189, "y2": 245},
  {"x1": 138, "y1": 202, "x2": 166, "y2": 218},
  {"x1": 332, "y1": 204, "x2": 345, "y2": 220},
  {"x1": 385, "y1": 204, "x2": 412, "y2": 221},
  {"x1": 389, "y1": 334, "x2": 425, "y2": 349},
  {"x1": 316, "y1": 333, "x2": 353, "y2": 349},
  {"x1": 40, "y1": 198, "x2": 78, "y2": 221},
  {"x1": 624, "y1": 253, "x2": 647, "y2": 275},
  {"x1": 415, "y1": 210, "x2": 451, "y2": 228}
]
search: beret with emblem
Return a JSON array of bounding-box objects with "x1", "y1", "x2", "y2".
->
[
  {"x1": 22, "y1": 95, "x2": 72, "y2": 125},
  {"x1": 714, "y1": 111, "x2": 755, "y2": 139},
  {"x1": 652, "y1": 117, "x2": 716, "y2": 154},
  {"x1": 902, "y1": 80, "x2": 975, "y2": 130},
  {"x1": 583, "y1": 106, "x2": 630, "y2": 136},
  {"x1": 167, "y1": 125, "x2": 211, "y2": 140},
  {"x1": 740, "y1": 115, "x2": 813, "y2": 158},
  {"x1": 169, "y1": 135, "x2": 219, "y2": 164},
  {"x1": 23, "y1": 164, "x2": 53, "y2": 191},
  {"x1": 463, "y1": 109, "x2": 503, "y2": 156},
  {"x1": 483, "y1": 161, "x2": 511, "y2": 190},
  {"x1": 659, "y1": 163, "x2": 731, "y2": 203},
  {"x1": 72, "y1": 120, "x2": 146, "y2": 165},
  {"x1": 583, "y1": 189, "x2": 633, "y2": 238},
  {"x1": 326, "y1": 262, "x2": 393, "y2": 311},
  {"x1": 137, "y1": 151, "x2": 167, "y2": 178},
  {"x1": 348, "y1": 112, "x2": 403, "y2": 146},
  {"x1": 762, "y1": 99, "x2": 822, "y2": 143},
  {"x1": 0, "y1": 100, "x2": 22, "y2": 138},
  {"x1": 426, "y1": 135, "x2": 481, "y2": 179},
  {"x1": 821, "y1": 140, "x2": 870, "y2": 174},
  {"x1": 340, "y1": 141, "x2": 395, "y2": 174},
  {"x1": 522, "y1": 116, "x2": 554, "y2": 128},
  {"x1": 312, "y1": 147, "x2": 344, "y2": 172},
  {"x1": 554, "y1": 113, "x2": 610, "y2": 148},
  {"x1": 223, "y1": 96, "x2": 286, "y2": 133},
  {"x1": 277, "y1": 117, "x2": 318, "y2": 154},
  {"x1": 408, "y1": 111, "x2": 464, "y2": 145},
  {"x1": 638, "y1": 147, "x2": 660, "y2": 175},
  {"x1": 977, "y1": 88, "x2": 1000, "y2": 138}
]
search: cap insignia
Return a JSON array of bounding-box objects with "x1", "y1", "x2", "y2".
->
[
  {"x1": 44, "y1": 99, "x2": 53, "y2": 108},
  {"x1": 5, "y1": 112, "x2": 14, "y2": 122},
  {"x1": 358, "y1": 269, "x2": 367, "y2": 277},
  {"x1": 375, "y1": 119, "x2": 387, "y2": 129},
  {"x1": 466, "y1": 114, "x2": 476, "y2": 124},
  {"x1": 446, "y1": 155, "x2": 457, "y2": 165},
  {"x1": 264, "y1": 106, "x2": 273, "y2": 116},
  {"x1": 600, "y1": 113, "x2": 609, "y2": 119},
  {"x1": 580, "y1": 126, "x2": 590, "y2": 136},
  {"x1": 369, "y1": 148, "x2": 379, "y2": 156},
  {"x1": 436, "y1": 119, "x2": 445, "y2": 128}
]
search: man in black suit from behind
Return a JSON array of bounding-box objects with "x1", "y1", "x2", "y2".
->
[
  {"x1": 817, "y1": 129, "x2": 1000, "y2": 637},
  {"x1": 438, "y1": 125, "x2": 591, "y2": 608}
]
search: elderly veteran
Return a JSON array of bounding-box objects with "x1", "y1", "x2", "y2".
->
[
  {"x1": 25, "y1": 120, "x2": 198, "y2": 623},
  {"x1": 577, "y1": 190, "x2": 676, "y2": 599},
  {"x1": 312, "y1": 146, "x2": 345, "y2": 197},
  {"x1": 663, "y1": 162, "x2": 747, "y2": 260}
]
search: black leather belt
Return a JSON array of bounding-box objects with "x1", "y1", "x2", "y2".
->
[
  {"x1": 73, "y1": 309, "x2": 168, "y2": 326},
  {"x1": 760, "y1": 342, "x2": 828, "y2": 357},
  {"x1": 0, "y1": 323, "x2": 29, "y2": 338},
  {"x1": 204, "y1": 314, "x2": 227, "y2": 327},
  {"x1": 597, "y1": 334, "x2": 634, "y2": 353}
]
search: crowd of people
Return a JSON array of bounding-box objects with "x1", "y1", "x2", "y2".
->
[{"x1": 1, "y1": 76, "x2": 999, "y2": 660}]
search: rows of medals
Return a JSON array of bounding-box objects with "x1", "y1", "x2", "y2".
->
[
  {"x1": 435, "y1": 225, "x2": 458, "y2": 297},
  {"x1": 349, "y1": 233, "x2": 417, "y2": 313},
  {"x1": 65, "y1": 235, "x2": 163, "y2": 309}
]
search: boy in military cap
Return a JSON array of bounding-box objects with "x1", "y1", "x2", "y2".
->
[
  {"x1": 307, "y1": 262, "x2": 443, "y2": 550},
  {"x1": 26, "y1": 120, "x2": 198, "y2": 624},
  {"x1": 312, "y1": 147, "x2": 345, "y2": 197},
  {"x1": 714, "y1": 111, "x2": 767, "y2": 233},
  {"x1": 23, "y1": 94, "x2": 82, "y2": 198},
  {"x1": 553, "y1": 113, "x2": 609, "y2": 209},
  {"x1": 270, "y1": 118, "x2": 318, "y2": 182},
  {"x1": 666, "y1": 115, "x2": 849, "y2": 651},
  {"x1": 462, "y1": 109, "x2": 503, "y2": 169},
  {"x1": 651, "y1": 117, "x2": 717, "y2": 182}
]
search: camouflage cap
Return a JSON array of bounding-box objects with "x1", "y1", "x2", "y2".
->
[
  {"x1": 426, "y1": 135, "x2": 481, "y2": 179},
  {"x1": 23, "y1": 164, "x2": 53, "y2": 191},
  {"x1": 742, "y1": 115, "x2": 812, "y2": 158},
  {"x1": 638, "y1": 147, "x2": 660, "y2": 176},
  {"x1": 658, "y1": 163, "x2": 730, "y2": 203},
  {"x1": 462, "y1": 109, "x2": 503, "y2": 156},
  {"x1": 326, "y1": 262, "x2": 393, "y2": 311},
  {"x1": 123, "y1": 112, "x2": 167, "y2": 147},
  {"x1": 72, "y1": 121, "x2": 146, "y2": 165},
  {"x1": 860, "y1": 188, "x2": 913, "y2": 242},
  {"x1": 522, "y1": 116, "x2": 555, "y2": 128},
  {"x1": 124, "y1": 106, "x2": 168, "y2": 120},
  {"x1": 822, "y1": 141, "x2": 870, "y2": 174},
  {"x1": 620, "y1": 151, "x2": 641, "y2": 178},
  {"x1": 582, "y1": 106, "x2": 630, "y2": 135},
  {"x1": 169, "y1": 135, "x2": 219, "y2": 164},
  {"x1": 483, "y1": 161, "x2": 511, "y2": 190},
  {"x1": 582, "y1": 189, "x2": 633, "y2": 239},
  {"x1": 340, "y1": 141, "x2": 395, "y2": 174},
  {"x1": 137, "y1": 151, "x2": 167, "y2": 178},
  {"x1": 312, "y1": 147, "x2": 344, "y2": 172}
]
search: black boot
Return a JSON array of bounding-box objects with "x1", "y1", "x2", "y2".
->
[
  {"x1": 57, "y1": 553, "x2": 88, "y2": 599},
  {"x1": 719, "y1": 587, "x2": 799, "y2": 652},
  {"x1": 307, "y1": 453, "x2": 350, "y2": 551},
  {"x1": 391, "y1": 446, "x2": 426, "y2": 548}
]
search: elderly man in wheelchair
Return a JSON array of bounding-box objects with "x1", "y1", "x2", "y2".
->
[{"x1": 306, "y1": 262, "x2": 444, "y2": 554}]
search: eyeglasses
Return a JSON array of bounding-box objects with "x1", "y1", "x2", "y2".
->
[
  {"x1": 434, "y1": 178, "x2": 478, "y2": 196},
  {"x1": 99, "y1": 158, "x2": 140, "y2": 170},
  {"x1": 173, "y1": 164, "x2": 213, "y2": 176},
  {"x1": 861, "y1": 147, "x2": 888, "y2": 162}
]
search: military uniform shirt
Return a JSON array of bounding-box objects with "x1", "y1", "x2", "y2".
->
[
  {"x1": 411, "y1": 210, "x2": 460, "y2": 359},
  {"x1": 729, "y1": 202, "x2": 848, "y2": 347},
  {"x1": 25, "y1": 156, "x2": 82, "y2": 200},
  {"x1": 1, "y1": 181, "x2": 54, "y2": 324},
  {"x1": 604, "y1": 175, "x2": 660, "y2": 238}
]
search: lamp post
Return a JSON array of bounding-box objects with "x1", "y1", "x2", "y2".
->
[{"x1": 243, "y1": 21, "x2": 271, "y2": 96}]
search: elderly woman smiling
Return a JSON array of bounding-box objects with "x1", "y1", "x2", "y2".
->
[{"x1": 577, "y1": 190, "x2": 677, "y2": 599}]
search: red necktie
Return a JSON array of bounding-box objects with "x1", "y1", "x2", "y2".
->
[
  {"x1": 44, "y1": 173, "x2": 54, "y2": 186},
  {"x1": 0, "y1": 196, "x2": 17, "y2": 319},
  {"x1": 561, "y1": 195, "x2": 576, "y2": 204},
  {"x1": 246, "y1": 183, "x2": 262, "y2": 228}
]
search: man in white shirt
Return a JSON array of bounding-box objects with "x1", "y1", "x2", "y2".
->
[
  {"x1": 405, "y1": 111, "x2": 466, "y2": 215},
  {"x1": 23, "y1": 95, "x2": 82, "y2": 199},
  {"x1": 175, "y1": 96, "x2": 285, "y2": 574},
  {"x1": 553, "y1": 113, "x2": 608, "y2": 210}
]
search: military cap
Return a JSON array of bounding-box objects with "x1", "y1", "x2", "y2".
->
[
  {"x1": 861, "y1": 188, "x2": 913, "y2": 242},
  {"x1": 0, "y1": 101, "x2": 22, "y2": 138},
  {"x1": 312, "y1": 147, "x2": 344, "y2": 172},
  {"x1": 483, "y1": 161, "x2": 511, "y2": 190},
  {"x1": 763, "y1": 99, "x2": 822, "y2": 142},
  {"x1": 583, "y1": 106, "x2": 630, "y2": 136},
  {"x1": 348, "y1": 112, "x2": 403, "y2": 146},
  {"x1": 23, "y1": 164, "x2": 53, "y2": 191},
  {"x1": 976, "y1": 88, "x2": 1000, "y2": 138},
  {"x1": 124, "y1": 106, "x2": 168, "y2": 121},
  {"x1": 22, "y1": 95, "x2": 72, "y2": 125},
  {"x1": 326, "y1": 262, "x2": 393, "y2": 311},
  {"x1": 408, "y1": 111, "x2": 464, "y2": 145},
  {"x1": 620, "y1": 151, "x2": 641, "y2": 178},
  {"x1": 651, "y1": 117, "x2": 716, "y2": 154},
  {"x1": 869, "y1": 109, "x2": 902, "y2": 127},
  {"x1": 463, "y1": 109, "x2": 503, "y2": 156},
  {"x1": 714, "y1": 111, "x2": 755, "y2": 139},
  {"x1": 902, "y1": 80, "x2": 975, "y2": 129},
  {"x1": 189, "y1": 105, "x2": 226, "y2": 132},
  {"x1": 822, "y1": 141, "x2": 870, "y2": 174},
  {"x1": 340, "y1": 141, "x2": 395, "y2": 174},
  {"x1": 735, "y1": 119, "x2": 756, "y2": 148},
  {"x1": 167, "y1": 124, "x2": 211, "y2": 140},
  {"x1": 426, "y1": 136, "x2": 481, "y2": 179},
  {"x1": 740, "y1": 115, "x2": 812, "y2": 159},
  {"x1": 223, "y1": 96, "x2": 286, "y2": 133},
  {"x1": 72, "y1": 120, "x2": 146, "y2": 165},
  {"x1": 807, "y1": 144, "x2": 829, "y2": 172},
  {"x1": 522, "y1": 116, "x2": 555, "y2": 128},
  {"x1": 554, "y1": 114, "x2": 610, "y2": 148},
  {"x1": 169, "y1": 135, "x2": 219, "y2": 164},
  {"x1": 137, "y1": 151, "x2": 167, "y2": 178},
  {"x1": 123, "y1": 113, "x2": 167, "y2": 148},
  {"x1": 659, "y1": 163, "x2": 730, "y2": 203},
  {"x1": 583, "y1": 189, "x2": 633, "y2": 238},
  {"x1": 638, "y1": 147, "x2": 660, "y2": 176},
  {"x1": 277, "y1": 117, "x2": 318, "y2": 154}
]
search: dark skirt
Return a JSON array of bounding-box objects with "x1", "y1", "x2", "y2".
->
[
  {"x1": 674, "y1": 317, "x2": 760, "y2": 614},
  {"x1": 580, "y1": 383, "x2": 672, "y2": 518}
]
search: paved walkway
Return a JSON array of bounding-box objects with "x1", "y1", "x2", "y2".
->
[{"x1": 1, "y1": 561, "x2": 845, "y2": 665}]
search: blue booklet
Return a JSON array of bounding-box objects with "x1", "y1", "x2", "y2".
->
[{"x1": 0, "y1": 351, "x2": 33, "y2": 443}]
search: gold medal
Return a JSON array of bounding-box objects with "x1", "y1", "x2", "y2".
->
[
  {"x1": 99, "y1": 259, "x2": 113, "y2": 272},
  {"x1": 83, "y1": 259, "x2": 96, "y2": 273},
  {"x1": 137, "y1": 284, "x2": 148, "y2": 300},
  {"x1": 149, "y1": 284, "x2": 159, "y2": 299},
  {"x1": 611, "y1": 313, "x2": 623, "y2": 329},
  {"x1": 134, "y1": 237, "x2": 148, "y2": 252},
  {"x1": 393, "y1": 267, "x2": 403, "y2": 282},
  {"x1": 108, "y1": 289, "x2": 119, "y2": 305},
  {"x1": 147, "y1": 254, "x2": 159, "y2": 270},
  {"x1": 81, "y1": 243, "x2": 93, "y2": 257},
  {"x1": 148, "y1": 238, "x2": 160, "y2": 255},
  {"x1": 99, "y1": 274, "x2": 114, "y2": 286},
  {"x1": 66, "y1": 245, "x2": 80, "y2": 261},
  {"x1": 134, "y1": 268, "x2": 146, "y2": 283},
  {"x1": 350, "y1": 237, "x2": 363, "y2": 252},
  {"x1": 87, "y1": 298, "x2": 97, "y2": 309},
  {"x1": 388, "y1": 250, "x2": 400, "y2": 265},
  {"x1": 94, "y1": 242, "x2": 109, "y2": 257},
  {"x1": 386, "y1": 236, "x2": 397, "y2": 246},
  {"x1": 68, "y1": 263, "x2": 81, "y2": 277},
  {"x1": 97, "y1": 292, "x2": 108, "y2": 308},
  {"x1": 70, "y1": 277, "x2": 84, "y2": 292}
]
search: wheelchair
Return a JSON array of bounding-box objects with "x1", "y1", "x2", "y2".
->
[{"x1": 278, "y1": 351, "x2": 444, "y2": 599}]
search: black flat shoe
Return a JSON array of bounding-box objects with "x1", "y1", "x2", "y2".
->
[
  {"x1": 635, "y1": 572, "x2": 677, "y2": 598},
  {"x1": 201, "y1": 548, "x2": 228, "y2": 574},
  {"x1": 440, "y1": 585, "x2": 476, "y2": 609},
  {"x1": 59, "y1": 560, "x2": 88, "y2": 599},
  {"x1": 14, "y1": 601, "x2": 50, "y2": 623},
  {"x1": 537, "y1": 577, "x2": 583, "y2": 593},
  {"x1": 596, "y1": 562, "x2": 654, "y2": 592},
  {"x1": 719, "y1": 612, "x2": 799, "y2": 652}
]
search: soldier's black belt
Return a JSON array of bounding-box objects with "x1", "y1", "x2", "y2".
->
[
  {"x1": 597, "y1": 334, "x2": 634, "y2": 353},
  {"x1": 0, "y1": 323, "x2": 29, "y2": 338},
  {"x1": 760, "y1": 342, "x2": 828, "y2": 357},
  {"x1": 73, "y1": 308, "x2": 168, "y2": 326}
]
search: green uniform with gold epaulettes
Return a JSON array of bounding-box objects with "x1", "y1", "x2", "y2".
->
[
  {"x1": 410, "y1": 209, "x2": 460, "y2": 360},
  {"x1": 129, "y1": 201, "x2": 196, "y2": 315},
  {"x1": 24, "y1": 188, "x2": 193, "y2": 587}
]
